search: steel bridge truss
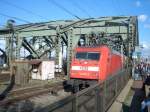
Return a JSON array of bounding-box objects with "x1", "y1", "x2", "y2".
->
[{"x1": 0, "y1": 16, "x2": 139, "y2": 75}]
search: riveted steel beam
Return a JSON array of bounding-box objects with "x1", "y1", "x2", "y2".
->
[{"x1": 0, "y1": 16, "x2": 139, "y2": 76}]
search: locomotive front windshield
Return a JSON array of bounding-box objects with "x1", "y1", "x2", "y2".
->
[{"x1": 76, "y1": 52, "x2": 100, "y2": 60}]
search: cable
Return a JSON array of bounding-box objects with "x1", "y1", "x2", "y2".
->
[
  {"x1": 0, "y1": 0, "x2": 48, "y2": 20},
  {"x1": 69, "y1": 1, "x2": 91, "y2": 18},
  {"x1": 0, "y1": 12, "x2": 31, "y2": 24},
  {"x1": 48, "y1": 0, "x2": 81, "y2": 20}
]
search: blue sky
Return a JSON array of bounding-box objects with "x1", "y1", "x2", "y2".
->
[{"x1": 0, "y1": 0, "x2": 150, "y2": 56}]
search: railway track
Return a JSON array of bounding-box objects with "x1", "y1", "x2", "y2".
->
[{"x1": 0, "y1": 81, "x2": 64, "y2": 106}]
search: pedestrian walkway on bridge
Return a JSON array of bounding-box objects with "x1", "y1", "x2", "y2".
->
[{"x1": 108, "y1": 79, "x2": 145, "y2": 112}]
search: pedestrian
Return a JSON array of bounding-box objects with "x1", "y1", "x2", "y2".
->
[
  {"x1": 148, "y1": 64, "x2": 150, "y2": 73},
  {"x1": 141, "y1": 98, "x2": 150, "y2": 112},
  {"x1": 139, "y1": 63, "x2": 144, "y2": 80},
  {"x1": 134, "y1": 65, "x2": 140, "y2": 80}
]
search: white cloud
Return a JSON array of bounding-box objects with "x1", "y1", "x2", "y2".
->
[
  {"x1": 138, "y1": 14, "x2": 148, "y2": 22},
  {"x1": 141, "y1": 41, "x2": 150, "y2": 49},
  {"x1": 136, "y1": 1, "x2": 141, "y2": 7},
  {"x1": 144, "y1": 24, "x2": 150, "y2": 29},
  {"x1": 143, "y1": 44, "x2": 150, "y2": 49},
  {"x1": 140, "y1": 41, "x2": 150, "y2": 56}
]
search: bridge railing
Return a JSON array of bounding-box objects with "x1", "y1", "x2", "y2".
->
[{"x1": 37, "y1": 69, "x2": 130, "y2": 112}]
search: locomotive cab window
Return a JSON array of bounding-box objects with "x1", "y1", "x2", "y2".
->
[
  {"x1": 76, "y1": 52, "x2": 100, "y2": 60},
  {"x1": 76, "y1": 52, "x2": 87, "y2": 59},
  {"x1": 88, "y1": 52, "x2": 100, "y2": 60}
]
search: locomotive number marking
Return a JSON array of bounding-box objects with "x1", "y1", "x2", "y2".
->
[{"x1": 81, "y1": 66, "x2": 88, "y2": 70}]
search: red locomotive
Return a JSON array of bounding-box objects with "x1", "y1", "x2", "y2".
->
[
  {"x1": 64, "y1": 45, "x2": 125, "y2": 92},
  {"x1": 71, "y1": 45, "x2": 124, "y2": 81}
]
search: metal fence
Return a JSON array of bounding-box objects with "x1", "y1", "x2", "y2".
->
[{"x1": 37, "y1": 69, "x2": 130, "y2": 112}]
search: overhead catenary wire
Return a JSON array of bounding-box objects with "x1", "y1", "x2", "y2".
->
[
  {"x1": 0, "y1": 0, "x2": 48, "y2": 21},
  {"x1": 68, "y1": 0, "x2": 91, "y2": 18},
  {"x1": 48, "y1": 0, "x2": 81, "y2": 20},
  {"x1": 0, "y1": 12, "x2": 31, "y2": 24}
]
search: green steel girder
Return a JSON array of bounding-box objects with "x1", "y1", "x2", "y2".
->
[
  {"x1": 0, "y1": 16, "x2": 139, "y2": 74},
  {"x1": 67, "y1": 28, "x2": 73, "y2": 77},
  {"x1": 22, "y1": 38, "x2": 40, "y2": 58}
]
